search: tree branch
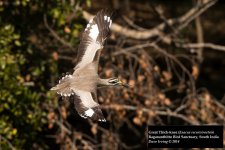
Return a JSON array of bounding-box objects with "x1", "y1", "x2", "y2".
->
[
  {"x1": 43, "y1": 15, "x2": 75, "y2": 50},
  {"x1": 102, "y1": 104, "x2": 199, "y2": 125},
  {"x1": 178, "y1": 43, "x2": 225, "y2": 52},
  {"x1": 82, "y1": 0, "x2": 217, "y2": 40}
]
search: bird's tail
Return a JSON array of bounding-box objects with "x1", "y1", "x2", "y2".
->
[{"x1": 50, "y1": 74, "x2": 74, "y2": 97}]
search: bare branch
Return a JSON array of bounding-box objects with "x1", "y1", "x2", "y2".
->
[
  {"x1": 103, "y1": 104, "x2": 199, "y2": 125},
  {"x1": 43, "y1": 15, "x2": 75, "y2": 50},
  {"x1": 195, "y1": 15, "x2": 204, "y2": 61},
  {"x1": 0, "y1": 135, "x2": 16, "y2": 150},
  {"x1": 178, "y1": 43, "x2": 225, "y2": 52},
  {"x1": 82, "y1": 0, "x2": 217, "y2": 40}
]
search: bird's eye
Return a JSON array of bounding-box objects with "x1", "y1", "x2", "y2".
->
[{"x1": 109, "y1": 78, "x2": 118, "y2": 84}]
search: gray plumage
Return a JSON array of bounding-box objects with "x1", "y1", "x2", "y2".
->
[{"x1": 51, "y1": 10, "x2": 128, "y2": 122}]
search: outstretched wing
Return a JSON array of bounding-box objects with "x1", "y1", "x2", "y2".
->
[
  {"x1": 73, "y1": 90, "x2": 106, "y2": 122},
  {"x1": 74, "y1": 9, "x2": 112, "y2": 74}
]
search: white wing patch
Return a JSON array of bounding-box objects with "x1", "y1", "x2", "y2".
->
[
  {"x1": 104, "y1": 15, "x2": 107, "y2": 20},
  {"x1": 85, "y1": 108, "x2": 94, "y2": 117},
  {"x1": 89, "y1": 24, "x2": 99, "y2": 41},
  {"x1": 109, "y1": 20, "x2": 112, "y2": 27}
]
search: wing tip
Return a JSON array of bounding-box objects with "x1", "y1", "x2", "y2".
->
[
  {"x1": 84, "y1": 9, "x2": 113, "y2": 43},
  {"x1": 98, "y1": 9, "x2": 114, "y2": 18},
  {"x1": 79, "y1": 114, "x2": 107, "y2": 122},
  {"x1": 98, "y1": 118, "x2": 106, "y2": 122}
]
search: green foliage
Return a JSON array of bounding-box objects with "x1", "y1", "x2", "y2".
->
[
  {"x1": 47, "y1": 0, "x2": 84, "y2": 44},
  {"x1": 0, "y1": 0, "x2": 108, "y2": 149},
  {"x1": 0, "y1": 23, "x2": 45, "y2": 148},
  {"x1": 0, "y1": 0, "x2": 91, "y2": 149}
]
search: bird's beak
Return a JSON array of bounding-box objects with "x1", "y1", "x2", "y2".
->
[{"x1": 119, "y1": 81, "x2": 130, "y2": 88}]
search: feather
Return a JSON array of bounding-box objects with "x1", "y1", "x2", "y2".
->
[
  {"x1": 73, "y1": 90, "x2": 106, "y2": 121},
  {"x1": 74, "y1": 10, "x2": 112, "y2": 73}
]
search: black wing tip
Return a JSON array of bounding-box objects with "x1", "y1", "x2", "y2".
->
[
  {"x1": 79, "y1": 114, "x2": 106, "y2": 122},
  {"x1": 96, "y1": 8, "x2": 114, "y2": 23},
  {"x1": 98, "y1": 118, "x2": 107, "y2": 122},
  {"x1": 98, "y1": 9, "x2": 114, "y2": 18},
  {"x1": 92, "y1": 9, "x2": 114, "y2": 44}
]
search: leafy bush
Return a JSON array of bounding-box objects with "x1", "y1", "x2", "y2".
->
[{"x1": 0, "y1": 0, "x2": 91, "y2": 148}]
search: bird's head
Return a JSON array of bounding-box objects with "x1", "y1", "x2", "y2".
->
[{"x1": 108, "y1": 78, "x2": 129, "y2": 88}]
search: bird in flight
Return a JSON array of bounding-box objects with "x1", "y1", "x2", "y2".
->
[{"x1": 51, "y1": 10, "x2": 128, "y2": 122}]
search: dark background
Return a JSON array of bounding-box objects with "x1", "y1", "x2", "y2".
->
[{"x1": 0, "y1": 0, "x2": 224, "y2": 149}]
